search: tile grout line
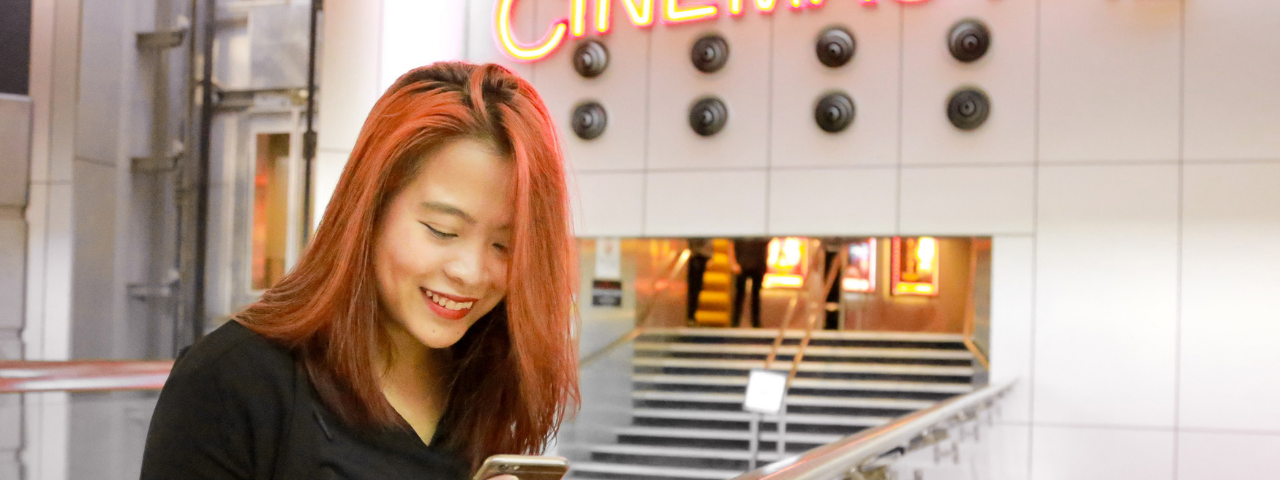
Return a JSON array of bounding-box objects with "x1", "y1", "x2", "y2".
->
[
  {"x1": 1028, "y1": 0, "x2": 1042, "y2": 476},
  {"x1": 639, "y1": 20, "x2": 652, "y2": 236},
  {"x1": 894, "y1": 3, "x2": 904, "y2": 235},
  {"x1": 1173, "y1": 0, "x2": 1187, "y2": 477}
]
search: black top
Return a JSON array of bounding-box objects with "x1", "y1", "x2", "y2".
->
[
  {"x1": 140, "y1": 321, "x2": 469, "y2": 480},
  {"x1": 733, "y1": 238, "x2": 770, "y2": 272}
]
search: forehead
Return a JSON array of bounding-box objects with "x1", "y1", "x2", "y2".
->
[{"x1": 402, "y1": 139, "x2": 515, "y2": 224}]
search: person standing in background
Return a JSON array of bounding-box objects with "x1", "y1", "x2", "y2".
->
[
  {"x1": 685, "y1": 238, "x2": 714, "y2": 324},
  {"x1": 731, "y1": 238, "x2": 769, "y2": 328}
]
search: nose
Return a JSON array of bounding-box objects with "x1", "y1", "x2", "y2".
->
[{"x1": 442, "y1": 240, "x2": 489, "y2": 291}]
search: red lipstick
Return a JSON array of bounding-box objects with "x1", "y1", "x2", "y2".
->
[{"x1": 421, "y1": 288, "x2": 478, "y2": 321}]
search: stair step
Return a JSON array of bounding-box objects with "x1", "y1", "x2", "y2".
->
[
  {"x1": 634, "y1": 342, "x2": 974, "y2": 360},
  {"x1": 631, "y1": 391, "x2": 935, "y2": 410},
  {"x1": 639, "y1": 328, "x2": 965, "y2": 343},
  {"x1": 616, "y1": 426, "x2": 843, "y2": 444},
  {"x1": 590, "y1": 444, "x2": 787, "y2": 462},
  {"x1": 630, "y1": 407, "x2": 892, "y2": 427},
  {"x1": 632, "y1": 358, "x2": 974, "y2": 376},
  {"x1": 571, "y1": 462, "x2": 742, "y2": 480},
  {"x1": 631, "y1": 374, "x2": 972, "y2": 393}
]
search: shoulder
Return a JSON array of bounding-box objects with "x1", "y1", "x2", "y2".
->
[{"x1": 166, "y1": 320, "x2": 297, "y2": 405}]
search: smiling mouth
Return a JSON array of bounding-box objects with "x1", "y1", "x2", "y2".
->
[{"x1": 421, "y1": 288, "x2": 476, "y2": 320}]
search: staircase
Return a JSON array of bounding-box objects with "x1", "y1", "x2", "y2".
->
[{"x1": 568, "y1": 328, "x2": 978, "y2": 480}]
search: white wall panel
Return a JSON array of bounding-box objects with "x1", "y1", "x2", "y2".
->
[
  {"x1": 1038, "y1": 0, "x2": 1181, "y2": 163},
  {"x1": 901, "y1": 0, "x2": 1036, "y2": 165},
  {"x1": 767, "y1": 167, "x2": 897, "y2": 235},
  {"x1": 0, "y1": 217, "x2": 24, "y2": 330},
  {"x1": 647, "y1": 14, "x2": 771, "y2": 169},
  {"x1": 899, "y1": 166, "x2": 1034, "y2": 235},
  {"x1": 1029, "y1": 426, "x2": 1174, "y2": 480},
  {"x1": 569, "y1": 172, "x2": 645, "y2": 237},
  {"x1": 1178, "y1": 431, "x2": 1280, "y2": 480},
  {"x1": 74, "y1": 0, "x2": 127, "y2": 166},
  {"x1": 466, "y1": 0, "x2": 535, "y2": 80},
  {"x1": 770, "y1": 2, "x2": 900, "y2": 168},
  {"x1": 1180, "y1": 163, "x2": 1280, "y2": 432},
  {"x1": 986, "y1": 424, "x2": 1031, "y2": 480},
  {"x1": 317, "y1": 0, "x2": 385, "y2": 152},
  {"x1": 645, "y1": 170, "x2": 766, "y2": 236},
  {"x1": 1034, "y1": 165, "x2": 1179, "y2": 427},
  {"x1": 0, "y1": 95, "x2": 31, "y2": 206},
  {"x1": 533, "y1": 0, "x2": 649, "y2": 172},
  {"x1": 1183, "y1": 1, "x2": 1280, "y2": 161},
  {"x1": 71, "y1": 161, "x2": 118, "y2": 359},
  {"x1": 311, "y1": 149, "x2": 349, "y2": 230},
  {"x1": 990, "y1": 236, "x2": 1034, "y2": 423}
]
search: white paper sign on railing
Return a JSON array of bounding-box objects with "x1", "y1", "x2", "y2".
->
[{"x1": 743, "y1": 369, "x2": 788, "y2": 415}]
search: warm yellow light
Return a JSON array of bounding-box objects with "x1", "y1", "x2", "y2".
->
[
  {"x1": 496, "y1": 0, "x2": 568, "y2": 62},
  {"x1": 755, "y1": 0, "x2": 777, "y2": 13},
  {"x1": 842, "y1": 278, "x2": 871, "y2": 292},
  {"x1": 768, "y1": 237, "x2": 805, "y2": 272},
  {"x1": 662, "y1": 0, "x2": 718, "y2": 24},
  {"x1": 915, "y1": 237, "x2": 936, "y2": 273},
  {"x1": 763, "y1": 274, "x2": 804, "y2": 289},
  {"x1": 622, "y1": 0, "x2": 656, "y2": 26},
  {"x1": 728, "y1": 0, "x2": 744, "y2": 15},
  {"x1": 571, "y1": 0, "x2": 587, "y2": 37}
]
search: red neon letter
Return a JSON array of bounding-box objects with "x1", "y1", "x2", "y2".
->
[
  {"x1": 755, "y1": 0, "x2": 777, "y2": 13},
  {"x1": 663, "y1": 0, "x2": 718, "y2": 24},
  {"x1": 495, "y1": 0, "x2": 568, "y2": 62}
]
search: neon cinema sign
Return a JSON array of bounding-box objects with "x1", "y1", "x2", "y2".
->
[{"x1": 495, "y1": 0, "x2": 929, "y2": 62}]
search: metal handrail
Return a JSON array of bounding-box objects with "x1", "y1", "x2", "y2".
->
[
  {"x1": 732, "y1": 379, "x2": 1016, "y2": 480},
  {"x1": 0, "y1": 360, "x2": 174, "y2": 393},
  {"x1": 579, "y1": 247, "x2": 692, "y2": 369}
]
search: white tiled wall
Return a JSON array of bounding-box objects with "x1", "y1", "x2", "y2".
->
[
  {"x1": 901, "y1": 0, "x2": 1037, "y2": 166},
  {"x1": 1034, "y1": 165, "x2": 1180, "y2": 428},
  {"x1": 569, "y1": 172, "x2": 645, "y2": 237},
  {"x1": 1179, "y1": 163, "x2": 1280, "y2": 432},
  {"x1": 645, "y1": 170, "x2": 767, "y2": 236},
  {"x1": 646, "y1": 13, "x2": 772, "y2": 170},
  {"x1": 1030, "y1": 426, "x2": 1175, "y2": 480},
  {"x1": 1183, "y1": 1, "x2": 1280, "y2": 161},
  {"x1": 769, "y1": 1, "x2": 901, "y2": 168},
  {"x1": 899, "y1": 166, "x2": 1034, "y2": 235},
  {"x1": 989, "y1": 236, "x2": 1034, "y2": 424},
  {"x1": 767, "y1": 167, "x2": 897, "y2": 236},
  {"x1": 1038, "y1": 0, "x2": 1182, "y2": 163},
  {"x1": 1178, "y1": 431, "x2": 1280, "y2": 480}
]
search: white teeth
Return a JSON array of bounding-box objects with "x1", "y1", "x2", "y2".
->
[{"x1": 426, "y1": 290, "x2": 472, "y2": 311}]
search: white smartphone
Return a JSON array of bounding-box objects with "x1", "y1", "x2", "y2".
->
[{"x1": 471, "y1": 455, "x2": 570, "y2": 480}]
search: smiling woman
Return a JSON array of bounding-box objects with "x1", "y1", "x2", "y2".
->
[{"x1": 140, "y1": 63, "x2": 579, "y2": 480}]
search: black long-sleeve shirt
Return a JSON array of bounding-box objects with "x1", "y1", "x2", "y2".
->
[{"x1": 140, "y1": 321, "x2": 468, "y2": 480}]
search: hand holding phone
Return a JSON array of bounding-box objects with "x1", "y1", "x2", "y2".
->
[{"x1": 471, "y1": 455, "x2": 569, "y2": 480}]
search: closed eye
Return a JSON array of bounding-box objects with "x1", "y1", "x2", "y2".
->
[
  {"x1": 422, "y1": 223, "x2": 457, "y2": 239},
  {"x1": 492, "y1": 243, "x2": 508, "y2": 253}
]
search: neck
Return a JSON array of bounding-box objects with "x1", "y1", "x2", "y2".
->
[{"x1": 379, "y1": 322, "x2": 447, "y2": 392}]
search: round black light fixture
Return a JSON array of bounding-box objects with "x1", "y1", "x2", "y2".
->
[
  {"x1": 688, "y1": 97, "x2": 728, "y2": 137},
  {"x1": 690, "y1": 34, "x2": 730, "y2": 73},
  {"x1": 947, "y1": 88, "x2": 990, "y2": 131},
  {"x1": 814, "y1": 92, "x2": 855, "y2": 133},
  {"x1": 572, "y1": 40, "x2": 610, "y2": 78},
  {"x1": 815, "y1": 26, "x2": 856, "y2": 68},
  {"x1": 571, "y1": 102, "x2": 608, "y2": 140},
  {"x1": 948, "y1": 19, "x2": 991, "y2": 63}
]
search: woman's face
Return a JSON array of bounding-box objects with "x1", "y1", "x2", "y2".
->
[{"x1": 373, "y1": 138, "x2": 514, "y2": 350}]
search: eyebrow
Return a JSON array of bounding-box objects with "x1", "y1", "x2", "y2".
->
[{"x1": 420, "y1": 201, "x2": 476, "y2": 224}]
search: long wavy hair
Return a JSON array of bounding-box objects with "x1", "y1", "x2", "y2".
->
[{"x1": 236, "y1": 62, "x2": 579, "y2": 470}]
